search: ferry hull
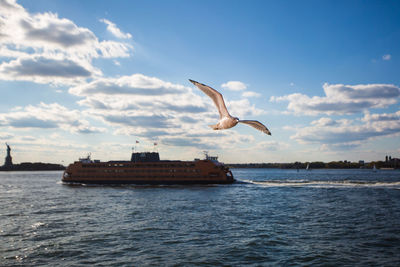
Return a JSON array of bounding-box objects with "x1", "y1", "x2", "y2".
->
[
  {"x1": 62, "y1": 179, "x2": 234, "y2": 185},
  {"x1": 62, "y1": 158, "x2": 234, "y2": 185}
]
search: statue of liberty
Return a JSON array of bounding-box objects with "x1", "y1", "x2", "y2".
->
[{"x1": 4, "y1": 143, "x2": 13, "y2": 167}]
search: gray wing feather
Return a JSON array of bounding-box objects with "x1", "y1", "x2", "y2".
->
[
  {"x1": 189, "y1": 79, "x2": 230, "y2": 118},
  {"x1": 238, "y1": 120, "x2": 271, "y2": 135}
]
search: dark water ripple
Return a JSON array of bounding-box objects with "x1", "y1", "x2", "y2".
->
[{"x1": 1, "y1": 169, "x2": 400, "y2": 266}]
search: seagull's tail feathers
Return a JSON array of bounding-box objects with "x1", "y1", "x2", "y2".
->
[{"x1": 209, "y1": 124, "x2": 219, "y2": 130}]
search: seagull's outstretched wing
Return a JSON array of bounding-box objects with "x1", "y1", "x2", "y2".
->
[
  {"x1": 238, "y1": 120, "x2": 271, "y2": 135},
  {"x1": 189, "y1": 79, "x2": 230, "y2": 118}
]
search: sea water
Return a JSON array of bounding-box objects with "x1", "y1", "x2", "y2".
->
[{"x1": 1, "y1": 169, "x2": 400, "y2": 266}]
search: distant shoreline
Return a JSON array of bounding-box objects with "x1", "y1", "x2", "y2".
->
[
  {"x1": 0, "y1": 162, "x2": 65, "y2": 172},
  {"x1": 227, "y1": 161, "x2": 398, "y2": 169}
]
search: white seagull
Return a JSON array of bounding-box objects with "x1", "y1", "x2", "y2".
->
[{"x1": 189, "y1": 79, "x2": 271, "y2": 135}]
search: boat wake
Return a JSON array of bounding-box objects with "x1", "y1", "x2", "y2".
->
[{"x1": 241, "y1": 179, "x2": 400, "y2": 189}]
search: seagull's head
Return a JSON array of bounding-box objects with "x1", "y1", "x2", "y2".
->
[{"x1": 234, "y1": 117, "x2": 240, "y2": 122}]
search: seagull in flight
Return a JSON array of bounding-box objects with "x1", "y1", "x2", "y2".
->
[{"x1": 189, "y1": 79, "x2": 271, "y2": 135}]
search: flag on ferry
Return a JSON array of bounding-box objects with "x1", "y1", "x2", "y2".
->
[{"x1": 136, "y1": 140, "x2": 139, "y2": 144}]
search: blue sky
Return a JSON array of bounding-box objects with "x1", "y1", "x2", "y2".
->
[{"x1": 0, "y1": 0, "x2": 399, "y2": 164}]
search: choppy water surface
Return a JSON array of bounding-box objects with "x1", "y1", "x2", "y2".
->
[{"x1": 1, "y1": 169, "x2": 400, "y2": 266}]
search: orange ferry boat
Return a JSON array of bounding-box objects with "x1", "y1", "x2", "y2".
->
[{"x1": 62, "y1": 152, "x2": 234, "y2": 184}]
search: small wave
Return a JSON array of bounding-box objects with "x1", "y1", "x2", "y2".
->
[
  {"x1": 241, "y1": 179, "x2": 400, "y2": 188},
  {"x1": 31, "y1": 222, "x2": 46, "y2": 229}
]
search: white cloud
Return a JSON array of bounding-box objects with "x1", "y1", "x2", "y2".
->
[
  {"x1": 221, "y1": 81, "x2": 247, "y2": 91},
  {"x1": 70, "y1": 73, "x2": 188, "y2": 96},
  {"x1": 0, "y1": 133, "x2": 107, "y2": 163},
  {"x1": 289, "y1": 111, "x2": 400, "y2": 148},
  {"x1": 382, "y1": 54, "x2": 391, "y2": 61},
  {"x1": 271, "y1": 83, "x2": 400, "y2": 115},
  {"x1": 227, "y1": 98, "x2": 265, "y2": 118},
  {"x1": 310, "y1": 117, "x2": 338, "y2": 127},
  {"x1": 70, "y1": 74, "x2": 212, "y2": 138},
  {"x1": 0, "y1": 102, "x2": 106, "y2": 134},
  {"x1": 242, "y1": 91, "x2": 261, "y2": 98},
  {"x1": 20, "y1": 13, "x2": 97, "y2": 48},
  {"x1": 159, "y1": 130, "x2": 258, "y2": 151},
  {"x1": 96, "y1": 40, "x2": 132, "y2": 58},
  {"x1": 362, "y1": 110, "x2": 400, "y2": 122},
  {"x1": 0, "y1": 55, "x2": 100, "y2": 85},
  {"x1": 0, "y1": 132, "x2": 14, "y2": 139},
  {"x1": 0, "y1": 0, "x2": 133, "y2": 85},
  {"x1": 100, "y1": 18, "x2": 132, "y2": 39},
  {"x1": 258, "y1": 140, "x2": 290, "y2": 151},
  {"x1": 68, "y1": 74, "x2": 267, "y2": 144}
]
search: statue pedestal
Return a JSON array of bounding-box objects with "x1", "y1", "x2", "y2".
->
[{"x1": 5, "y1": 155, "x2": 12, "y2": 167}]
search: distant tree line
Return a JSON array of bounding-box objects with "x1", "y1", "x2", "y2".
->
[
  {"x1": 0, "y1": 162, "x2": 65, "y2": 171},
  {"x1": 227, "y1": 160, "x2": 398, "y2": 169}
]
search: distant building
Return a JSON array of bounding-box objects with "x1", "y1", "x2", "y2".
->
[
  {"x1": 3, "y1": 143, "x2": 13, "y2": 168},
  {"x1": 359, "y1": 160, "x2": 364, "y2": 166},
  {"x1": 384, "y1": 155, "x2": 399, "y2": 168}
]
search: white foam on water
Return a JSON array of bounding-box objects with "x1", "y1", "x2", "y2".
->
[
  {"x1": 241, "y1": 179, "x2": 400, "y2": 188},
  {"x1": 31, "y1": 222, "x2": 45, "y2": 229}
]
